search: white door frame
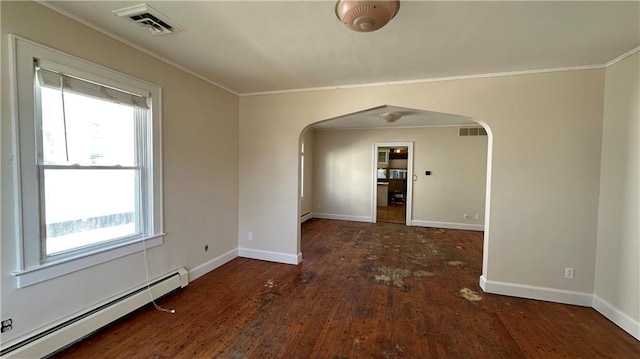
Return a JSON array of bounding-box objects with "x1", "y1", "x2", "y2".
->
[{"x1": 372, "y1": 141, "x2": 414, "y2": 225}]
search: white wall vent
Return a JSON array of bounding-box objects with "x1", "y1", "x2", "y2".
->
[
  {"x1": 113, "y1": 4, "x2": 184, "y2": 36},
  {"x1": 459, "y1": 127, "x2": 487, "y2": 137}
]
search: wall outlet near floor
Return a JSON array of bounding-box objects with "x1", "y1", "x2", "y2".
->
[
  {"x1": 564, "y1": 267, "x2": 575, "y2": 279},
  {"x1": 248, "y1": 232, "x2": 253, "y2": 241},
  {"x1": 463, "y1": 213, "x2": 470, "y2": 219},
  {"x1": 474, "y1": 213, "x2": 480, "y2": 220},
  {"x1": 1, "y1": 319, "x2": 12, "y2": 333}
]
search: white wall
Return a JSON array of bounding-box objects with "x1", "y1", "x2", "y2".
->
[
  {"x1": 312, "y1": 127, "x2": 487, "y2": 227},
  {"x1": 239, "y1": 68, "x2": 604, "y2": 299},
  {"x1": 594, "y1": 51, "x2": 639, "y2": 338},
  {"x1": 1, "y1": 2, "x2": 238, "y2": 345}
]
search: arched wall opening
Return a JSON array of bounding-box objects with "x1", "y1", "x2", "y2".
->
[{"x1": 296, "y1": 105, "x2": 494, "y2": 283}]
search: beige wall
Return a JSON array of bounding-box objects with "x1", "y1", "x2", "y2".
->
[
  {"x1": 1, "y1": 2, "x2": 238, "y2": 344},
  {"x1": 311, "y1": 127, "x2": 487, "y2": 226},
  {"x1": 239, "y1": 68, "x2": 604, "y2": 295},
  {"x1": 594, "y1": 52, "x2": 639, "y2": 329},
  {"x1": 3, "y1": 0, "x2": 636, "y2": 347}
]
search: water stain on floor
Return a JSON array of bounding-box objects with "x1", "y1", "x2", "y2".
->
[
  {"x1": 355, "y1": 305, "x2": 374, "y2": 317},
  {"x1": 459, "y1": 287, "x2": 482, "y2": 302},
  {"x1": 259, "y1": 292, "x2": 280, "y2": 304},
  {"x1": 373, "y1": 266, "x2": 410, "y2": 288},
  {"x1": 446, "y1": 260, "x2": 466, "y2": 268},
  {"x1": 294, "y1": 272, "x2": 315, "y2": 285},
  {"x1": 378, "y1": 338, "x2": 406, "y2": 359},
  {"x1": 412, "y1": 270, "x2": 435, "y2": 278}
]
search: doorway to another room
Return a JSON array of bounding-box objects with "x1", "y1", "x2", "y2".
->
[{"x1": 374, "y1": 142, "x2": 413, "y2": 225}]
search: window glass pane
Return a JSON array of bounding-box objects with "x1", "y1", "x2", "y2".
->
[
  {"x1": 44, "y1": 169, "x2": 140, "y2": 256},
  {"x1": 40, "y1": 87, "x2": 137, "y2": 166},
  {"x1": 300, "y1": 142, "x2": 304, "y2": 198}
]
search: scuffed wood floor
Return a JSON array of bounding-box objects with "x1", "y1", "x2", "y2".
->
[{"x1": 54, "y1": 219, "x2": 640, "y2": 358}]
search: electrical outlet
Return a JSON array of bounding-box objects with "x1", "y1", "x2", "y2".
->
[
  {"x1": 463, "y1": 213, "x2": 470, "y2": 219},
  {"x1": 204, "y1": 244, "x2": 209, "y2": 252},
  {"x1": 474, "y1": 213, "x2": 480, "y2": 220},
  {"x1": 1, "y1": 319, "x2": 12, "y2": 333},
  {"x1": 564, "y1": 267, "x2": 574, "y2": 279},
  {"x1": 248, "y1": 232, "x2": 253, "y2": 241}
]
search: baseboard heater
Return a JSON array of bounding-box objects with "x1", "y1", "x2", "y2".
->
[
  {"x1": 0, "y1": 268, "x2": 188, "y2": 359},
  {"x1": 300, "y1": 212, "x2": 312, "y2": 223}
]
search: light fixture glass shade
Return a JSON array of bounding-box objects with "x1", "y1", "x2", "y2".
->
[
  {"x1": 379, "y1": 112, "x2": 402, "y2": 122},
  {"x1": 335, "y1": 0, "x2": 400, "y2": 32}
]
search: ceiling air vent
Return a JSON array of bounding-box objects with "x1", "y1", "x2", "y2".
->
[
  {"x1": 459, "y1": 127, "x2": 487, "y2": 137},
  {"x1": 113, "y1": 4, "x2": 183, "y2": 36}
]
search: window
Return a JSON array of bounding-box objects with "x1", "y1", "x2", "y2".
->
[
  {"x1": 300, "y1": 142, "x2": 305, "y2": 198},
  {"x1": 37, "y1": 67, "x2": 148, "y2": 256},
  {"x1": 10, "y1": 36, "x2": 163, "y2": 287}
]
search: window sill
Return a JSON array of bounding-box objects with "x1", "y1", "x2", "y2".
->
[{"x1": 11, "y1": 234, "x2": 165, "y2": 288}]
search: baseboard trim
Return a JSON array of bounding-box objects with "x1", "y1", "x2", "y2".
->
[
  {"x1": 188, "y1": 248, "x2": 238, "y2": 281},
  {"x1": 479, "y1": 275, "x2": 592, "y2": 307},
  {"x1": 592, "y1": 295, "x2": 640, "y2": 341},
  {"x1": 238, "y1": 248, "x2": 301, "y2": 265},
  {"x1": 412, "y1": 220, "x2": 484, "y2": 231},
  {"x1": 313, "y1": 213, "x2": 372, "y2": 223}
]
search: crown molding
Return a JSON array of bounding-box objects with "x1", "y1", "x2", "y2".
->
[
  {"x1": 606, "y1": 46, "x2": 640, "y2": 68},
  {"x1": 36, "y1": 1, "x2": 239, "y2": 96},
  {"x1": 240, "y1": 64, "x2": 605, "y2": 97}
]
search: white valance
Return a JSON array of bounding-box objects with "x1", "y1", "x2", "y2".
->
[{"x1": 37, "y1": 67, "x2": 150, "y2": 110}]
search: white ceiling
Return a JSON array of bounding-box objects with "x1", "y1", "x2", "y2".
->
[
  {"x1": 42, "y1": 1, "x2": 638, "y2": 129},
  {"x1": 45, "y1": 1, "x2": 640, "y2": 97}
]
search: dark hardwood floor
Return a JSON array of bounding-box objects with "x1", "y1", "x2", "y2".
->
[{"x1": 54, "y1": 219, "x2": 640, "y2": 358}]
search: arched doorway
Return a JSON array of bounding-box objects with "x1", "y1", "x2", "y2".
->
[{"x1": 297, "y1": 105, "x2": 493, "y2": 282}]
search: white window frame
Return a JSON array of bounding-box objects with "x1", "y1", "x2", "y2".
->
[{"x1": 9, "y1": 35, "x2": 164, "y2": 288}]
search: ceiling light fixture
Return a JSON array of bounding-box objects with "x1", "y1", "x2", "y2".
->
[
  {"x1": 335, "y1": 0, "x2": 400, "y2": 32},
  {"x1": 379, "y1": 112, "x2": 402, "y2": 123}
]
